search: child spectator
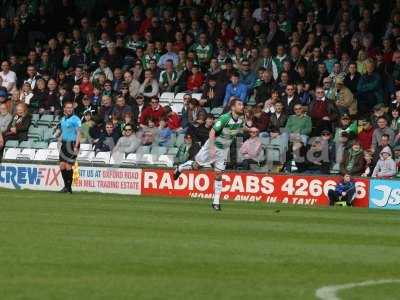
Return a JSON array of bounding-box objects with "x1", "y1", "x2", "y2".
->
[
  {"x1": 158, "y1": 118, "x2": 172, "y2": 146},
  {"x1": 372, "y1": 146, "x2": 397, "y2": 178}
]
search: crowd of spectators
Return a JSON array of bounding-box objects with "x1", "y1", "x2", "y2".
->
[{"x1": 1, "y1": 0, "x2": 400, "y2": 178}]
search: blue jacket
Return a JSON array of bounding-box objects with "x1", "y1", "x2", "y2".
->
[
  {"x1": 334, "y1": 180, "x2": 356, "y2": 199},
  {"x1": 223, "y1": 83, "x2": 248, "y2": 106},
  {"x1": 240, "y1": 71, "x2": 257, "y2": 91}
]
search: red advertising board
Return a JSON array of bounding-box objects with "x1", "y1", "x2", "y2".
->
[{"x1": 142, "y1": 169, "x2": 369, "y2": 207}]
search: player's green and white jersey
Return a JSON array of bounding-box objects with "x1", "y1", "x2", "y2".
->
[{"x1": 212, "y1": 113, "x2": 244, "y2": 149}]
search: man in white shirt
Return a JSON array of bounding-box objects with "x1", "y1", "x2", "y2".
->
[{"x1": 0, "y1": 61, "x2": 17, "y2": 92}]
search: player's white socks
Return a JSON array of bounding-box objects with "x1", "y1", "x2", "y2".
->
[
  {"x1": 178, "y1": 160, "x2": 194, "y2": 172},
  {"x1": 213, "y1": 180, "x2": 222, "y2": 205}
]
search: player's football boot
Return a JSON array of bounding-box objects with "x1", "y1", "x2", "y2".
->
[
  {"x1": 58, "y1": 187, "x2": 68, "y2": 193},
  {"x1": 211, "y1": 203, "x2": 221, "y2": 211}
]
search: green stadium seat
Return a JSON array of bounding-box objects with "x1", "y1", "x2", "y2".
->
[
  {"x1": 32, "y1": 141, "x2": 49, "y2": 149},
  {"x1": 37, "y1": 114, "x2": 54, "y2": 126},
  {"x1": 151, "y1": 146, "x2": 167, "y2": 155},
  {"x1": 31, "y1": 114, "x2": 40, "y2": 126},
  {"x1": 211, "y1": 107, "x2": 223, "y2": 117},
  {"x1": 19, "y1": 140, "x2": 33, "y2": 148},
  {"x1": 5, "y1": 140, "x2": 19, "y2": 148},
  {"x1": 28, "y1": 126, "x2": 43, "y2": 140},
  {"x1": 167, "y1": 147, "x2": 178, "y2": 155},
  {"x1": 175, "y1": 133, "x2": 185, "y2": 147}
]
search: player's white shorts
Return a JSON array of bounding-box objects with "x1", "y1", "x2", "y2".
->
[{"x1": 195, "y1": 139, "x2": 229, "y2": 171}]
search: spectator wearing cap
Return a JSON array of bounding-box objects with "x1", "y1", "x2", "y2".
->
[
  {"x1": 223, "y1": 72, "x2": 248, "y2": 106},
  {"x1": 331, "y1": 77, "x2": 357, "y2": 116},
  {"x1": 340, "y1": 140, "x2": 366, "y2": 176},
  {"x1": 139, "y1": 97, "x2": 164, "y2": 128},
  {"x1": 357, "y1": 118, "x2": 374, "y2": 150}
]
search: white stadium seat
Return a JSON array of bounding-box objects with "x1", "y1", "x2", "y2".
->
[
  {"x1": 191, "y1": 93, "x2": 202, "y2": 100},
  {"x1": 160, "y1": 92, "x2": 175, "y2": 104},
  {"x1": 172, "y1": 103, "x2": 184, "y2": 114},
  {"x1": 3, "y1": 148, "x2": 21, "y2": 160},
  {"x1": 16, "y1": 149, "x2": 36, "y2": 160},
  {"x1": 34, "y1": 149, "x2": 49, "y2": 161},
  {"x1": 157, "y1": 155, "x2": 174, "y2": 167},
  {"x1": 48, "y1": 142, "x2": 59, "y2": 150},
  {"x1": 91, "y1": 151, "x2": 111, "y2": 164},
  {"x1": 174, "y1": 92, "x2": 186, "y2": 102},
  {"x1": 77, "y1": 150, "x2": 95, "y2": 162},
  {"x1": 122, "y1": 153, "x2": 137, "y2": 165},
  {"x1": 80, "y1": 143, "x2": 92, "y2": 151},
  {"x1": 47, "y1": 149, "x2": 60, "y2": 161}
]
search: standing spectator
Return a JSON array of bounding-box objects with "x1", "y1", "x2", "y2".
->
[{"x1": 357, "y1": 118, "x2": 374, "y2": 151}]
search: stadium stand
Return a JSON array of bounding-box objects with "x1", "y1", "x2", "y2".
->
[{"x1": 0, "y1": 0, "x2": 399, "y2": 179}]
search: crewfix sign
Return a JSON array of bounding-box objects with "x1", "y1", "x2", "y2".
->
[{"x1": 142, "y1": 169, "x2": 369, "y2": 207}]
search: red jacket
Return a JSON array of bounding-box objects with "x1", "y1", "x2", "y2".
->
[
  {"x1": 80, "y1": 82, "x2": 94, "y2": 97},
  {"x1": 186, "y1": 73, "x2": 204, "y2": 91},
  {"x1": 140, "y1": 105, "x2": 165, "y2": 126},
  {"x1": 167, "y1": 113, "x2": 181, "y2": 130},
  {"x1": 357, "y1": 127, "x2": 374, "y2": 150}
]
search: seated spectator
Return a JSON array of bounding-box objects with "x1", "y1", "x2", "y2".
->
[
  {"x1": 186, "y1": 63, "x2": 205, "y2": 92},
  {"x1": 80, "y1": 111, "x2": 95, "y2": 143},
  {"x1": 94, "y1": 121, "x2": 120, "y2": 153},
  {"x1": 285, "y1": 104, "x2": 312, "y2": 144},
  {"x1": 112, "y1": 95, "x2": 132, "y2": 121},
  {"x1": 252, "y1": 103, "x2": 270, "y2": 134},
  {"x1": 340, "y1": 140, "x2": 366, "y2": 176},
  {"x1": 19, "y1": 83, "x2": 34, "y2": 105},
  {"x1": 98, "y1": 95, "x2": 113, "y2": 123},
  {"x1": 112, "y1": 123, "x2": 140, "y2": 162},
  {"x1": 281, "y1": 84, "x2": 301, "y2": 115},
  {"x1": 361, "y1": 150, "x2": 374, "y2": 177},
  {"x1": 0, "y1": 60, "x2": 17, "y2": 92},
  {"x1": 79, "y1": 75, "x2": 94, "y2": 97},
  {"x1": 263, "y1": 90, "x2": 280, "y2": 114},
  {"x1": 159, "y1": 59, "x2": 178, "y2": 93},
  {"x1": 371, "y1": 104, "x2": 388, "y2": 127},
  {"x1": 357, "y1": 118, "x2": 374, "y2": 151},
  {"x1": 372, "y1": 116, "x2": 395, "y2": 151},
  {"x1": 223, "y1": 72, "x2": 248, "y2": 106},
  {"x1": 372, "y1": 146, "x2": 397, "y2": 178},
  {"x1": 29, "y1": 78, "x2": 47, "y2": 113},
  {"x1": 332, "y1": 77, "x2": 357, "y2": 116},
  {"x1": 305, "y1": 138, "x2": 331, "y2": 174},
  {"x1": 139, "y1": 96, "x2": 164, "y2": 127},
  {"x1": 269, "y1": 101, "x2": 287, "y2": 130},
  {"x1": 89, "y1": 116, "x2": 106, "y2": 145},
  {"x1": 0, "y1": 103, "x2": 12, "y2": 134},
  {"x1": 201, "y1": 75, "x2": 225, "y2": 108},
  {"x1": 158, "y1": 118, "x2": 173, "y2": 146},
  {"x1": 139, "y1": 69, "x2": 159, "y2": 100},
  {"x1": 238, "y1": 127, "x2": 263, "y2": 170},
  {"x1": 141, "y1": 130, "x2": 155, "y2": 147},
  {"x1": 0, "y1": 103, "x2": 31, "y2": 152},
  {"x1": 176, "y1": 133, "x2": 201, "y2": 164},
  {"x1": 163, "y1": 106, "x2": 181, "y2": 132},
  {"x1": 328, "y1": 174, "x2": 356, "y2": 206},
  {"x1": 187, "y1": 98, "x2": 206, "y2": 127}
]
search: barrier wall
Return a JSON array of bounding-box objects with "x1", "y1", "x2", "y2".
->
[{"x1": 0, "y1": 162, "x2": 381, "y2": 208}]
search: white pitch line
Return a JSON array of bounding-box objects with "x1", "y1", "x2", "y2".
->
[{"x1": 315, "y1": 279, "x2": 400, "y2": 300}]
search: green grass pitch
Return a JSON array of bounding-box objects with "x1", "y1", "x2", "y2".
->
[{"x1": 1, "y1": 188, "x2": 400, "y2": 300}]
